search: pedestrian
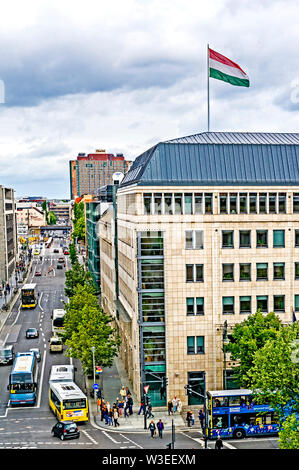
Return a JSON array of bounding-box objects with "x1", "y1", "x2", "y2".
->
[
  {"x1": 215, "y1": 436, "x2": 224, "y2": 449},
  {"x1": 113, "y1": 408, "x2": 120, "y2": 427},
  {"x1": 124, "y1": 400, "x2": 130, "y2": 418},
  {"x1": 198, "y1": 409, "x2": 205, "y2": 430},
  {"x1": 109, "y1": 408, "x2": 114, "y2": 426},
  {"x1": 160, "y1": 385, "x2": 166, "y2": 400},
  {"x1": 119, "y1": 386, "x2": 126, "y2": 400},
  {"x1": 118, "y1": 400, "x2": 124, "y2": 416},
  {"x1": 125, "y1": 386, "x2": 131, "y2": 396},
  {"x1": 106, "y1": 401, "x2": 111, "y2": 413},
  {"x1": 127, "y1": 394, "x2": 133, "y2": 415},
  {"x1": 186, "y1": 410, "x2": 192, "y2": 427},
  {"x1": 177, "y1": 398, "x2": 182, "y2": 414},
  {"x1": 148, "y1": 420, "x2": 156, "y2": 438},
  {"x1": 138, "y1": 398, "x2": 145, "y2": 415},
  {"x1": 167, "y1": 400, "x2": 173, "y2": 416},
  {"x1": 157, "y1": 419, "x2": 164, "y2": 439},
  {"x1": 172, "y1": 396, "x2": 178, "y2": 413},
  {"x1": 191, "y1": 412, "x2": 195, "y2": 426},
  {"x1": 147, "y1": 400, "x2": 154, "y2": 418}
]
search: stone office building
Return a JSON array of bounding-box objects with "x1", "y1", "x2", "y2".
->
[
  {"x1": 0, "y1": 186, "x2": 18, "y2": 283},
  {"x1": 101, "y1": 131, "x2": 299, "y2": 407}
]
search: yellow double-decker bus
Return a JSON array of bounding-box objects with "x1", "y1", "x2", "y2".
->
[
  {"x1": 21, "y1": 284, "x2": 37, "y2": 309},
  {"x1": 49, "y1": 381, "x2": 88, "y2": 422}
]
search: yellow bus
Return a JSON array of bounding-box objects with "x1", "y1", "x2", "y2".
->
[
  {"x1": 49, "y1": 381, "x2": 88, "y2": 422},
  {"x1": 21, "y1": 284, "x2": 37, "y2": 309}
]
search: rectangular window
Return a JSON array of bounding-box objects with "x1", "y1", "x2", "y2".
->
[
  {"x1": 240, "y1": 296, "x2": 251, "y2": 314},
  {"x1": 269, "y1": 193, "x2": 277, "y2": 213},
  {"x1": 273, "y1": 263, "x2": 285, "y2": 280},
  {"x1": 293, "y1": 193, "x2": 299, "y2": 213},
  {"x1": 186, "y1": 298, "x2": 204, "y2": 315},
  {"x1": 239, "y1": 230, "x2": 251, "y2": 248},
  {"x1": 196, "y1": 297, "x2": 204, "y2": 315},
  {"x1": 185, "y1": 230, "x2": 204, "y2": 249},
  {"x1": 259, "y1": 193, "x2": 267, "y2": 213},
  {"x1": 257, "y1": 295, "x2": 268, "y2": 312},
  {"x1": 139, "y1": 231, "x2": 163, "y2": 257},
  {"x1": 273, "y1": 230, "x2": 285, "y2": 248},
  {"x1": 222, "y1": 230, "x2": 234, "y2": 248},
  {"x1": 194, "y1": 193, "x2": 203, "y2": 214},
  {"x1": 223, "y1": 296, "x2": 234, "y2": 314},
  {"x1": 174, "y1": 193, "x2": 183, "y2": 215},
  {"x1": 205, "y1": 193, "x2": 213, "y2": 214},
  {"x1": 295, "y1": 263, "x2": 299, "y2": 280},
  {"x1": 186, "y1": 264, "x2": 204, "y2": 283},
  {"x1": 274, "y1": 295, "x2": 285, "y2": 312},
  {"x1": 154, "y1": 193, "x2": 162, "y2": 215},
  {"x1": 249, "y1": 193, "x2": 257, "y2": 213},
  {"x1": 295, "y1": 295, "x2": 299, "y2": 311},
  {"x1": 256, "y1": 263, "x2": 268, "y2": 281},
  {"x1": 239, "y1": 193, "x2": 248, "y2": 214},
  {"x1": 143, "y1": 194, "x2": 152, "y2": 215},
  {"x1": 186, "y1": 265, "x2": 194, "y2": 282},
  {"x1": 184, "y1": 194, "x2": 193, "y2": 215},
  {"x1": 186, "y1": 298, "x2": 195, "y2": 316},
  {"x1": 195, "y1": 264, "x2": 204, "y2": 282},
  {"x1": 142, "y1": 293, "x2": 165, "y2": 323},
  {"x1": 164, "y1": 193, "x2": 173, "y2": 215},
  {"x1": 240, "y1": 263, "x2": 251, "y2": 281},
  {"x1": 220, "y1": 193, "x2": 228, "y2": 214},
  {"x1": 140, "y1": 259, "x2": 164, "y2": 290},
  {"x1": 229, "y1": 193, "x2": 237, "y2": 214},
  {"x1": 278, "y1": 193, "x2": 286, "y2": 213},
  {"x1": 256, "y1": 230, "x2": 268, "y2": 248},
  {"x1": 187, "y1": 336, "x2": 195, "y2": 354},
  {"x1": 222, "y1": 264, "x2": 234, "y2": 281},
  {"x1": 295, "y1": 230, "x2": 299, "y2": 247},
  {"x1": 196, "y1": 336, "x2": 205, "y2": 354}
]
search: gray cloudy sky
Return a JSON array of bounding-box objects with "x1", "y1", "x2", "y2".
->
[{"x1": 0, "y1": 0, "x2": 299, "y2": 198}]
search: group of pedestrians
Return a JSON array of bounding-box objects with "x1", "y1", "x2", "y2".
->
[
  {"x1": 186, "y1": 408, "x2": 205, "y2": 429},
  {"x1": 167, "y1": 396, "x2": 182, "y2": 415},
  {"x1": 148, "y1": 419, "x2": 165, "y2": 439},
  {"x1": 99, "y1": 385, "x2": 134, "y2": 427}
]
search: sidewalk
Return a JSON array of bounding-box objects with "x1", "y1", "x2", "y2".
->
[{"x1": 86, "y1": 356, "x2": 186, "y2": 433}]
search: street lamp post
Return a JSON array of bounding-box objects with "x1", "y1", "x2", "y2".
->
[
  {"x1": 223, "y1": 320, "x2": 229, "y2": 390},
  {"x1": 184, "y1": 373, "x2": 208, "y2": 449},
  {"x1": 91, "y1": 346, "x2": 96, "y2": 402}
]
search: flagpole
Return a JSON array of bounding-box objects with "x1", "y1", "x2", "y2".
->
[{"x1": 207, "y1": 43, "x2": 210, "y2": 132}]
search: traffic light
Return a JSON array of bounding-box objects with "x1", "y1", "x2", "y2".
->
[{"x1": 146, "y1": 395, "x2": 150, "y2": 405}]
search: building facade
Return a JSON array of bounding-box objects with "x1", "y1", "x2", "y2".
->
[
  {"x1": 69, "y1": 150, "x2": 131, "y2": 199},
  {"x1": 0, "y1": 186, "x2": 18, "y2": 283},
  {"x1": 100, "y1": 132, "x2": 299, "y2": 407}
]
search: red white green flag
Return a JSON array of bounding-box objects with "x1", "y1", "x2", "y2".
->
[{"x1": 209, "y1": 48, "x2": 249, "y2": 87}]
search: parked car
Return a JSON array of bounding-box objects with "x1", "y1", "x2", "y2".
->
[
  {"x1": 53, "y1": 249, "x2": 59, "y2": 253},
  {"x1": 51, "y1": 421, "x2": 80, "y2": 441},
  {"x1": 35, "y1": 271, "x2": 42, "y2": 276},
  {"x1": 58, "y1": 257, "x2": 65, "y2": 263},
  {"x1": 57, "y1": 264, "x2": 63, "y2": 269},
  {"x1": 26, "y1": 328, "x2": 39, "y2": 339},
  {"x1": 29, "y1": 348, "x2": 41, "y2": 362}
]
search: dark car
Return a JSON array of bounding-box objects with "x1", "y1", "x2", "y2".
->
[
  {"x1": 57, "y1": 264, "x2": 63, "y2": 269},
  {"x1": 26, "y1": 328, "x2": 39, "y2": 339},
  {"x1": 53, "y1": 249, "x2": 59, "y2": 253},
  {"x1": 58, "y1": 257, "x2": 65, "y2": 263},
  {"x1": 51, "y1": 421, "x2": 80, "y2": 441}
]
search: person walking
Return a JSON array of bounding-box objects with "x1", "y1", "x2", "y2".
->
[
  {"x1": 127, "y1": 394, "x2": 133, "y2": 415},
  {"x1": 119, "y1": 386, "x2": 127, "y2": 401},
  {"x1": 215, "y1": 436, "x2": 224, "y2": 449},
  {"x1": 118, "y1": 400, "x2": 124, "y2": 416},
  {"x1": 167, "y1": 400, "x2": 174, "y2": 416},
  {"x1": 186, "y1": 410, "x2": 192, "y2": 427},
  {"x1": 198, "y1": 409, "x2": 205, "y2": 430},
  {"x1": 147, "y1": 400, "x2": 154, "y2": 418},
  {"x1": 191, "y1": 412, "x2": 195, "y2": 426},
  {"x1": 177, "y1": 398, "x2": 182, "y2": 414},
  {"x1": 138, "y1": 398, "x2": 145, "y2": 415},
  {"x1": 113, "y1": 408, "x2": 120, "y2": 427},
  {"x1": 172, "y1": 396, "x2": 178, "y2": 413},
  {"x1": 149, "y1": 420, "x2": 156, "y2": 438},
  {"x1": 157, "y1": 419, "x2": 164, "y2": 439}
]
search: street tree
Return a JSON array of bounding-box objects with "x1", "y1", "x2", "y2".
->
[
  {"x1": 64, "y1": 261, "x2": 94, "y2": 298},
  {"x1": 278, "y1": 414, "x2": 299, "y2": 449},
  {"x1": 68, "y1": 242, "x2": 78, "y2": 266},
  {"x1": 227, "y1": 310, "x2": 282, "y2": 387}
]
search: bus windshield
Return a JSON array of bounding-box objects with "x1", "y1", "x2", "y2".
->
[
  {"x1": 63, "y1": 399, "x2": 86, "y2": 410},
  {"x1": 11, "y1": 383, "x2": 35, "y2": 393},
  {"x1": 11, "y1": 373, "x2": 33, "y2": 383}
]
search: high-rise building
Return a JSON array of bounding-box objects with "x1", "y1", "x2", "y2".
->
[
  {"x1": 99, "y1": 131, "x2": 299, "y2": 408},
  {"x1": 69, "y1": 150, "x2": 131, "y2": 199},
  {"x1": 0, "y1": 186, "x2": 18, "y2": 283}
]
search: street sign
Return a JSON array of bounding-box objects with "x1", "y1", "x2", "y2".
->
[
  {"x1": 93, "y1": 383, "x2": 99, "y2": 390},
  {"x1": 144, "y1": 385, "x2": 149, "y2": 394},
  {"x1": 96, "y1": 366, "x2": 103, "y2": 373}
]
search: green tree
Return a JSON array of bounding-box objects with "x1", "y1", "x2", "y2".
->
[
  {"x1": 48, "y1": 211, "x2": 57, "y2": 225},
  {"x1": 64, "y1": 284, "x2": 120, "y2": 373},
  {"x1": 64, "y1": 261, "x2": 94, "y2": 298},
  {"x1": 227, "y1": 310, "x2": 282, "y2": 387},
  {"x1": 278, "y1": 414, "x2": 299, "y2": 449},
  {"x1": 72, "y1": 215, "x2": 85, "y2": 241},
  {"x1": 69, "y1": 242, "x2": 78, "y2": 266}
]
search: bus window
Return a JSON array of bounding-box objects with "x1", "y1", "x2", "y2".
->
[
  {"x1": 213, "y1": 397, "x2": 229, "y2": 408},
  {"x1": 231, "y1": 413, "x2": 256, "y2": 426},
  {"x1": 212, "y1": 415, "x2": 229, "y2": 428}
]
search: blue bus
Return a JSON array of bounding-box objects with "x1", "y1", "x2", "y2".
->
[
  {"x1": 8, "y1": 352, "x2": 38, "y2": 406},
  {"x1": 207, "y1": 389, "x2": 280, "y2": 439}
]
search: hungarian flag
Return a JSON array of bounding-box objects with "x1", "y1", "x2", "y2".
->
[{"x1": 209, "y1": 48, "x2": 249, "y2": 87}]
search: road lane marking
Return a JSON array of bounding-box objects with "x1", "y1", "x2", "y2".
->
[
  {"x1": 81, "y1": 429, "x2": 98, "y2": 445},
  {"x1": 119, "y1": 433, "x2": 143, "y2": 449}
]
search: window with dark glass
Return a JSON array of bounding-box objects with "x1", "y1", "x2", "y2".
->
[
  {"x1": 295, "y1": 295, "x2": 299, "y2": 311},
  {"x1": 186, "y1": 298, "x2": 195, "y2": 315},
  {"x1": 143, "y1": 327, "x2": 166, "y2": 362},
  {"x1": 196, "y1": 297, "x2": 204, "y2": 315},
  {"x1": 239, "y1": 230, "x2": 251, "y2": 248},
  {"x1": 164, "y1": 193, "x2": 173, "y2": 215},
  {"x1": 256, "y1": 230, "x2": 268, "y2": 248},
  {"x1": 186, "y1": 297, "x2": 204, "y2": 316},
  {"x1": 293, "y1": 193, "x2": 299, "y2": 213},
  {"x1": 186, "y1": 265, "x2": 194, "y2": 282},
  {"x1": 205, "y1": 193, "x2": 213, "y2": 214},
  {"x1": 174, "y1": 193, "x2": 183, "y2": 214},
  {"x1": 240, "y1": 296, "x2": 251, "y2": 314},
  {"x1": 256, "y1": 263, "x2": 268, "y2": 281},
  {"x1": 273, "y1": 263, "x2": 285, "y2": 280},
  {"x1": 295, "y1": 263, "x2": 299, "y2": 280},
  {"x1": 273, "y1": 230, "x2": 285, "y2": 248},
  {"x1": 257, "y1": 295, "x2": 268, "y2": 312},
  {"x1": 187, "y1": 336, "x2": 195, "y2": 354},
  {"x1": 142, "y1": 293, "x2": 165, "y2": 322},
  {"x1": 249, "y1": 193, "x2": 257, "y2": 213},
  {"x1": 220, "y1": 193, "x2": 228, "y2": 213},
  {"x1": 223, "y1": 296, "x2": 234, "y2": 314},
  {"x1": 274, "y1": 295, "x2": 285, "y2": 312},
  {"x1": 240, "y1": 263, "x2": 251, "y2": 281},
  {"x1": 184, "y1": 194, "x2": 193, "y2": 215},
  {"x1": 239, "y1": 193, "x2": 247, "y2": 214},
  {"x1": 186, "y1": 264, "x2": 204, "y2": 282},
  {"x1": 259, "y1": 193, "x2": 267, "y2": 213},
  {"x1": 278, "y1": 193, "x2": 286, "y2": 213},
  {"x1": 295, "y1": 230, "x2": 299, "y2": 247},
  {"x1": 140, "y1": 231, "x2": 163, "y2": 256},
  {"x1": 269, "y1": 193, "x2": 277, "y2": 213},
  {"x1": 185, "y1": 231, "x2": 193, "y2": 249},
  {"x1": 194, "y1": 193, "x2": 203, "y2": 214},
  {"x1": 140, "y1": 259, "x2": 164, "y2": 289},
  {"x1": 195, "y1": 264, "x2": 204, "y2": 282},
  {"x1": 154, "y1": 193, "x2": 162, "y2": 214},
  {"x1": 222, "y1": 230, "x2": 234, "y2": 248},
  {"x1": 143, "y1": 194, "x2": 152, "y2": 215},
  {"x1": 196, "y1": 336, "x2": 205, "y2": 354},
  {"x1": 222, "y1": 264, "x2": 234, "y2": 281},
  {"x1": 185, "y1": 230, "x2": 204, "y2": 249},
  {"x1": 229, "y1": 193, "x2": 237, "y2": 214}
]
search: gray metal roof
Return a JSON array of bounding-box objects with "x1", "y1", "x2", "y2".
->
[{"x1": 120, "y1": 132, "x2": 299, "y2": 188}]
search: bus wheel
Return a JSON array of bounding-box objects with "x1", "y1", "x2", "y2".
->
[{"x1": 233, "y1": 428, "x2": 246, "y2": 439}]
